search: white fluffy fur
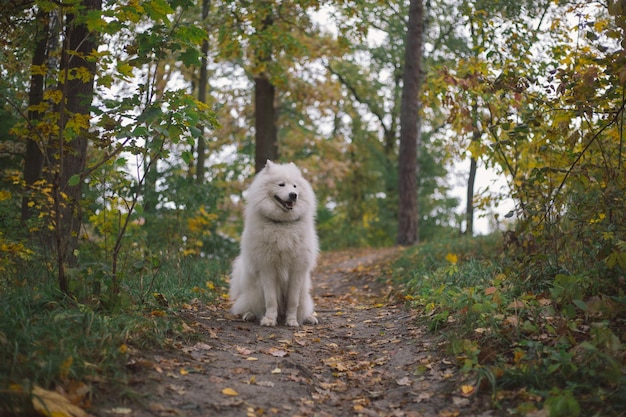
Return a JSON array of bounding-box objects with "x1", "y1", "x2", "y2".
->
[{"x1": 229, "y1": 160, "x2": 319, "y2": 327}]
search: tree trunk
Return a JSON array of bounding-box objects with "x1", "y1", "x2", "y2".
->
[
  {"x1": 195, "y1": 0, "x2": 210, "y2": 183},
  {"x1": 466, "y1": 156, "x2": 477, "y2": 235},
  {"x1": 22, "y1": 10, "x2": 49, "y2": 224},
  {"x1": 254, "y1": 74, "x2": 278, "y2": 173},
  {"x1": 51, "y1": 0, "x2": 102, "y2": 293},
  {"x1": 397, "y1": 0, "x2": 423, "y2": 246},
  {"x1": 465, "y1": 105, "x2": 481, "y2": 235},
  {"x1": 253, "y1": 8, "x2": 277, "y2": 174}
]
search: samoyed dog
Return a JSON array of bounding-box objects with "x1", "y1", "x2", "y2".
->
[{"x1": 229, "y1": 160, "x2": 319, "y2": 327}]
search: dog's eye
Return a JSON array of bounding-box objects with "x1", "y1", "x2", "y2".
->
[
  {"x1": 278, "y1": 182, "x2": 285, "y2": 187},
  {"x1": 293, "y1": 184, "x2": 297, "y2": 188}
]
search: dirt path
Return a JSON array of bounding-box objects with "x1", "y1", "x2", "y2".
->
[{"x1": 95, "y1": 248, "x2": 495, "y2": 417}]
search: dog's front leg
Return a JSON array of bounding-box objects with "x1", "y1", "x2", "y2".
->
[
  {"x1": 259, "y1": 272, "x2": 278, "y2": 326},
  {"x1": 285, "y1": 273, "x2": 305, "y2": 327}
]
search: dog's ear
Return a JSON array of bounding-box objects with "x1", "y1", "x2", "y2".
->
[{"x1": 265, "y1": 160, "x2": 274, "y2": 170}]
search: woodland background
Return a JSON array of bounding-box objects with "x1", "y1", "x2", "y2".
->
[{"x1": 1, "y1": 0, "x2": 625, "y2": 416}]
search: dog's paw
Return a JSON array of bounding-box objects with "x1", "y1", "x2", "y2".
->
[
  {"x1": 303, "y1": 315, "x2": 318, "y2": 325},
  {"x1": 260, "y1": 316, "x2": 277, "y2": 327},
  {"x1": 242, "y1": 311, "x2": 256, "y2": 321},
  {"x1": 285, "y1": 317, "x2": 300, "y2": 327}
]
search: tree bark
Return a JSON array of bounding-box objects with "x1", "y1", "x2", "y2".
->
[
  {"x1": 465, "y1": 104, "x2": 481, "y2": 235},
  {"x1": 466, "y1": 155, "x2": 477, "y2": 235},
  {"x1": 254, "y1": 74, "x2": 278, "y2": 173},
  {"x1": 253, "y1": 8, "x2": 277, "y2": 174},
  {"x1": 21, "y1": 10, "x2": 49, "y2": 224},
  {"x1": 397, "y1": 0, "x2": 423, "y2": 246},
  {"x1": 195, "y1": 0, "x2": 210, "y2": 183},
  {"x1": 51, "y1": 0, "x2": 102, "y2": 293}
]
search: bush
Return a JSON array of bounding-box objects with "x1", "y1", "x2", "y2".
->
[{"x1": 392, "y1": 234, "x2": 626, "y2": 416}]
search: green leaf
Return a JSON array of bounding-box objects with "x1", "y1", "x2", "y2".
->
[
  {"x1": 180, "y1": 48, "x2": 201, "y2": 67},
  {"x1": 572, "y1": 299, "x2": 588, "y2": 312},
  {"x1": 189, "y1": 125, "x2": 203, "y2": 138},
  {"x1": 137, "y1": 106, "x2": 163, "y2": 124},
  {"x1": 181, "y1": 150, "x2": 193, "y2": 165},
  {"x1": 68, "y1": 174, "x2": 81, "y2": 187}
]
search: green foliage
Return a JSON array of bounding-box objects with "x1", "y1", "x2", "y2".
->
[{"x1": 393, "y1": 235, "x2": 626, "y2": 416}]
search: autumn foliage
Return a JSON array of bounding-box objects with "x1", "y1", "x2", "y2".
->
[{"x1": 0, "y1": 0, "x2": 625, "y2": 416}]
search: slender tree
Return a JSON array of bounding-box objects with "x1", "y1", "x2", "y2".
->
[
  {"x1": 397, "y1": 0, "x2": 424, "y2": 245},
  {"x1": 195, "y1": 0, "x2": 211, "y2": 183},
  {"x1": 50, "y1": 0, "x2": 102, "y2": 293},
  {"x1": 21, "y1": 9, "x2": 49, "y2": 224}
]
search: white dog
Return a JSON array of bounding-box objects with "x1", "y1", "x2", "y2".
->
[{"x1": 229, "y1": 160, "x2": 319, "y2": 327}]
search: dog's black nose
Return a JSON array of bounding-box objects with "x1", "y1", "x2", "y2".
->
[{"x1": 289, "y1": 192, "x2": 298, "y2": 201}]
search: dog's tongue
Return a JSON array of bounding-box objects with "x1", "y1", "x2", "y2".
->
[{"x1": 285, "y1": 201, "x2": 294, "y2": 209}]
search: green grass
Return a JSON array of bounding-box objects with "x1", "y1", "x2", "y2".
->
[
  {"x1": 391, "y1": 234, "x2": 626, "y2": 417},
  {"x1": 0, "y1": 255, "x2": 230, "y2": 415}
]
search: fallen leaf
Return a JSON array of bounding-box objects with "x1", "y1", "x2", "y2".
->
[
  {"x1": 452, "y1": 396, "x2": 470, "y2": 407},
  {"x1": 507, "y1": 299, "x2": 525, "y2": 309},
  {"x1": 485, "y1": 287, "x2": 498, "y2": 295},
  {"x1": 323, "y1": 357, "x2": 348, "y2": 371},
  {"x1": 267, "y1": 347, "x2": 288, "y2": 357},
  {"x1": 460, "y1": 385, "x2": 474, "y2": 396},
  {"x1": 106, "y1": 408, "x2": 133, "y2": 415},
  {"x1": 193, "y1": 342, "x2": 212, "y2": 351},
  {"x1": 396, "y1": 376, "x2": 411, "y2": 386},
  {"x1": 167, "y1": 384, "x2": 185, "y2": 395},
  {"x1": 235, "y1": 346, "x2": 254, "y2": 355},
  {"x1": 271, "y1": 367, "x2": 282, "y2": 374},
  {"x1": 32, "y1": 386, "x2": 91, "y2": 417},
  {"x1": 505, "y1": 315, "x2": 519, "y2": 327},
  {"x1": 372, "y1": 356, "x2": 390, "y2": 366},
  {"x1": 414, "y1": 392, "x2": 432, "y2": 403},
  {"x1": 221, "y1": 388, "x2": 238, "y2": 396}
]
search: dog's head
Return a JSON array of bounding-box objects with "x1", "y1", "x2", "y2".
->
[{"x1": 247, "y1": 160, "x2": 315, "y2": 223}]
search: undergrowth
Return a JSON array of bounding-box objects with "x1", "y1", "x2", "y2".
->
[
  {"x1": 393, "y1": 234, "x2": 626, "y2": 417},
  {"x1": 0, "y1": 256, "x2": 229, "y2": 415}
]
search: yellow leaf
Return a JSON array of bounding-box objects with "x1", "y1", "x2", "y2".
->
[
  {"x1": 461, "y1": 385, "x2": 474, "y2": 396},
  {"x1": 180, "y1": 368, "x2": 188, "y2": 375},
  {"x1": 221, "y1": 388, "x2": 238, "y2": 396},
  {"x1": 445, "y1": 253, "x2": 458, "y2": 264},
  {"x1": 32, "y1": 386, "x2": 90, "y2": 417},
  {"x1": 119, "y1": 344, "x2": 128, "y2": 354},
  {"x1": 59, "y1": 356, "x2": 73, "y2": 380}
]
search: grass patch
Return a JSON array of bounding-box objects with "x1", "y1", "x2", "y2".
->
[
  {"x1": 392, "y1": 234, "x2": 626, "y2": 417},
  {"x1": 0, "y1": 256, "x2": 230, "y2": 415}
]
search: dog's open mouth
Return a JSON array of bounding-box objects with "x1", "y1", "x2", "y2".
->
[{"x1": 274, "y1": 195, "x2": 295, "y2": 211}]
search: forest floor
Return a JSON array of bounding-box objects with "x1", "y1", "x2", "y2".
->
[{"x1": 91, "y1": 248, "x2": 499, "y2": 417}]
